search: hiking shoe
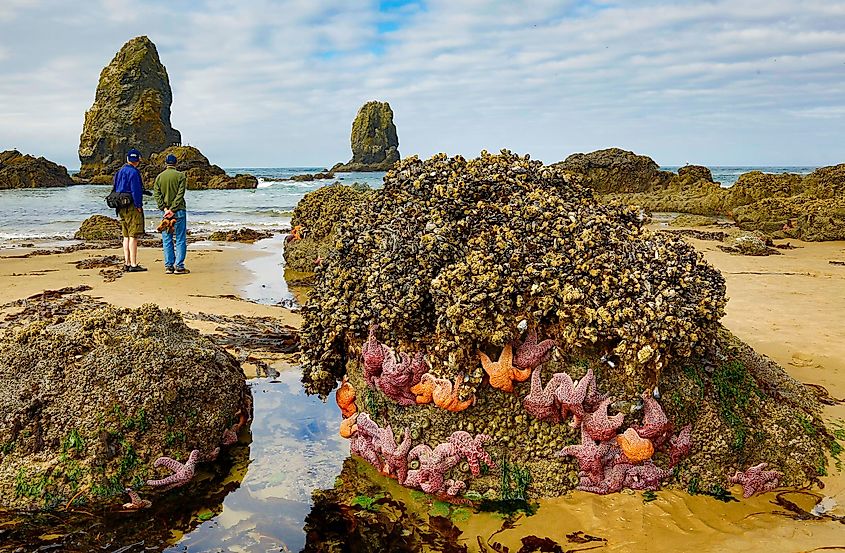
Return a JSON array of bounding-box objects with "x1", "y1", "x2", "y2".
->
[
  {"x1": 174, "y1": 267, "x2": 190, "y2": 275},
  {"x1": 165, "y1": 266, "x2": 175, "y2": 274},
  {"x1": 127, "y1": 265, "x2": 148, "y2": 273},
  {"x1": 124, "y1": 265, "x2": 130, "y2": 272}
]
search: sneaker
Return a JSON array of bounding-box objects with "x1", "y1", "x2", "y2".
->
[
  {"x1": 174, "y1": 267, "x2": 190, "y2": 275},
  {"x1": 124, "y1": 265, "x2": 130, "y2": 272},
  {"x1": 127, "y1": 265, "x2": 148, "y2": 273},
  {"x1": 165, "y1": 266, "x2": 175, "y2": 274}
]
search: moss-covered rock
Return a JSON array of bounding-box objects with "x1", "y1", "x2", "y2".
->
[
  {"x1": 0, "y1": 301, "x2": 249, "y2": 511},
  {"x1": 724, "y1": 171, "x2": 804, "y2": 210},
  {"x1": 669, "y1": 214, "x2": 718, "y2": 227},
  {"x1": 74, "y1": 215, "x2": 121, "y2": 240},
  {"x1": 78, "y1": 36, "x2": 181, "y2": 179},
  {"x1": 142, "y1": 146, "x2": 257, "y2": 190},
  {"x1": 732, "y1": 196, "x2": 845, "y2": 241},
  {"x1": 556, "y1": 148, "x2": 673, "y2": 193},
  {"x1": 718, "y1": 230, "x2": 780, "y2": 256},
  {"x1": 208, "y1": 228, "x2": 272, "y2": 242},
  {"x1": 0, "y1": 150, "x2": 74, "y2": 189},
  {"x1": 332, "y1": 101, "x2": 400, "y2": 172}
]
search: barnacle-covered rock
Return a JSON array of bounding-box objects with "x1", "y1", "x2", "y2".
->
[{"x1": 74, "y1": 214, "x2": 122, "y2": 240}]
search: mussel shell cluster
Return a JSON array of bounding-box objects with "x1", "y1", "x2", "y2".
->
[
  {"x1": 290, "y1": 182, "x2": 370, "y2": 241},
  {"x1": 300, "y1": 151, "x2": 726, "y2": 397}
]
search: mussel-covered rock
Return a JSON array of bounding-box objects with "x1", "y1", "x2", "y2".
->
[
  {"x1": 74, "y1": 214, "x2": 122, "y2": 240},
  {"x1": 0, "y1": 302, "x2": 250, "y2": 510}
]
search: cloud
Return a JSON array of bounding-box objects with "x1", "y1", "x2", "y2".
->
[{"x1": 0, "y1": 0, "x2": 844, "y2": 168}]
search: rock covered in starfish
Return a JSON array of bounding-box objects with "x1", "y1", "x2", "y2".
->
[
  {"x1": 362, "y1": 326, "x2": 388, "y2": 386},
  {"x1": 448, "y1": 431, "x2": 496, "y2": 476},
  {"x1": 668, "y1": 424, "x2": 692, "y2": 467},
  {"x1": 513, "y1": 329, "x2": 557, "y2": 370},
  {"x1": 633, "y1": 391, "x2": 672, "y2": 442},
  {"x1": 728, "y1": 462, "x2": 782, "y2": 498},
  {"x1": 122, "y1": 489, "x2": 152, "y2": 510},
  {"x1": 616, "y1": 428, "x2": 654, "y2": 464},
  {"x1": 479, "y1": 343, "x2": 531, "y2": 393},
  {"x1": 377, "y1": 425, "x2": 412, "y2": 483},
  {"x1": 146, "y1": 450, "x2": 199, "y2": 492},
  {"x1": 583, "y1": 398, "x2": 624, "y2": 442},
  {"x1": 558, "y1": 423, "x2": 613, "y2": 485},
  {"x1": 524, "y1": 369, "x2": 567, "y2": 423},
  {"x1": 432, "y1": 373, "x2": 475, "y2": 412},
  {"x1": 336, "y1": 376, "x2": 357, "y2": 418},
  {"x1": 374, "y1": 351, "x2": 421, "y2": 405}
]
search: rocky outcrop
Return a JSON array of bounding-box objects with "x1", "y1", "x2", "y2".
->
[
  {"x1": 142, "y1": 146, "x2": 257, "y2": 190},
  {"x1": 331, "y1": 101, "x2": 400, "y2": 172},
  {"x1": 74, "y1": 215, "x2": 121, "y2": 240},
  {"x1": 78, "y1": 36, "x2": 181, "y2": 179},
  {"x1": 557, "y1": 148, "x2": 673, "y2": 193},
  {"x1": 0, "y1": 150, "x2": 73, "y2": 189},
  {"x1": 0, "y1": 299, "x2": 250, "y2": 511},
  {"x1": 208, "y1": 228, "x2": 272, "y2": 242}
]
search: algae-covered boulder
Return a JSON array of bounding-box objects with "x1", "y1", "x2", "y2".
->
[
  {"x1": 724, "y1": 171, "x2": 804, "y2": 210},
  {"x1": 208, "y1": 228, "x2": 272, "y2": 242},
  {"x1": 298, "y1": 151, "x2": 829, "y2": 502},
  {"x1": 0, "y1": 302, "x2": 250, "y2": 511},
  {"x1": 142, "y1": 146, "x2": 257, "y2": 190},
  {"x1": 669, "y1": 214, "x2": 718, "y2": 227},
  {"x1": 718, "y1": 230, "x2": 780, "y2": 256},
  {"x1": 801, "y1": 163, "x2": 845, "y2": 199},
  {"x1": 332, "y1": 101, "x2": 400, "y2": 172},
  {"x1": 0, "y1": 150, "x2": 74, "y2": 190},
  {"x1": 284, "y1": 183, "x2": 371, "y2": 274},
  {"x1": 78, "y1": 36, "x2": 181, "y2": 179},
  {"x1": 733, "y1": 196, "x2": 845, "y2": 241},
  {"x1": 556, "y1": 148, "x2": 672, "y2": 193},
  {"x1": 74, "y1": 214, "x2": 122, "y2": 240}
]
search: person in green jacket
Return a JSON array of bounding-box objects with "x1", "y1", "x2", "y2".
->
[{"x1": 152, "y1": 154, "x2": 189, "y2": 274}]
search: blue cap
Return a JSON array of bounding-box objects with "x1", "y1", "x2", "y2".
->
[
  {"x1": 165, "y1": 154, "x2": 177, "y2": 165},
  {"x1": 127, "y1": 148, "x2": 141, "y2": 163}
]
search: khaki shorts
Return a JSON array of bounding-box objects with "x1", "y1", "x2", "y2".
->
[{"x1": 118, "y1": 206, "x2": 145, "y2": 237}]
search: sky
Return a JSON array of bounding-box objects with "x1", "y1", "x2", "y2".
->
[{"x1": 0, "y1": 0, "x2": 844, "y2": 169}]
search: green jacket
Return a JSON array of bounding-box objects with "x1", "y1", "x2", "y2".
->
[{"x1": 152, "y1": 167, "x2": 187, "y2": 212}]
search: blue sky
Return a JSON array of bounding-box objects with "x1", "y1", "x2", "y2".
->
[{"x1": 1, "y1": 0, "x2": 844, "y2": 168}]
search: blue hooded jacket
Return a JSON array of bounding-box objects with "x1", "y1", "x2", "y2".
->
[{"x1": 113, "y1": 164, "x2": 144, "y2": 208}]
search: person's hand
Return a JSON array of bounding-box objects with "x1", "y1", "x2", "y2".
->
[{"x1": 164, "y1": 209, "x2": 174, "y2": 218}]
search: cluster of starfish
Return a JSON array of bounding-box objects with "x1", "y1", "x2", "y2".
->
[
  {"x1": 557, "y1": 391, "x2": 693, "y2": 495},
  {"x1": 523, "y1": 366, "x2": 609, "y2": 429},
  {"x1": 479, "y1": 330, "x2": 557, "y2": 393},
  {"x1": 728, "y1": 462, "x2": 782, "y2": 498},
  {"x1": 349, "y1": 413, "x2": 413, "y2": 482}
]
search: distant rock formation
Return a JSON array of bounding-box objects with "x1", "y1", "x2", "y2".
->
[
  {"x1": 142, "y1": 146, "x2": 257, "y2": 190},
  {"x1": 557, "y1": 148, "x2": 672, "y2": 193},
  {"x1": 0, "y1": 150, "x2": 73, "y2": 189},
  {"x1": 78, "y1": 36, "x2": 181, "y2": 179},
  {"x1": 332, "y1": 101, "x2": 400, "y2": 172}
]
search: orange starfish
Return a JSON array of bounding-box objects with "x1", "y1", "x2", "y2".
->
[
  {"x1": 411, "y1": 373, "x2": 435, "y2": 404},
  {"x1": 340, "y1": 412, "x2": 359, "y2": 439},
  {"x1": 478, "y1": 344, "x2": 531, "y2": 393},
  {"x1": 432, "y1": 373, "x2": 475, "y2": 412},
  {"x1": 336, "y1": 376, "x2": 357, "y2": 418},
  {"x1": 616, "y1": 428, "x2": 654, "y2": 463}
]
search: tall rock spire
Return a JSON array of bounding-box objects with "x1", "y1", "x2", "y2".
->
[
  {"x1": 332, "y1": 101, "x2": 400, "y2": 172},
  {"x1": 78, "y1": 36, "x2": 181, "y2": 178}
]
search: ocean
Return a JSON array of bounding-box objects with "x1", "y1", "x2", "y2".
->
[{"x1": 0, "y1": 166, "x2": 817, "y2": 242}]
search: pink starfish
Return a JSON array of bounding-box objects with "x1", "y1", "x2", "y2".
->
[
  {"x1": 448, "y1": 431, "x2": 496, "y2": 476},
  {"x1": 349, "y1": 413, "x2": 382, "y2": 468},
  {"x1": 221, "y1": 425, "x2": 239, "y2": 446},
  {"x1": 580, "y1": 368, "x2": 608, "y2": 412},
  {"x1": 147, "y1": 450, "x2": 199, "y2": 492},
  {"x1": 524, "y1": 369, "x2": 567, "y2": 423},
  {"x1": 377, "y1": 425, "x2": 412, "y2": 483},
  {"x1": 375, "y1": 351, "x2": 419, "y2": 406},
  {"x1": 406, "y1": 442, "x2": 461, "y2": 493},
  {"x1": 445, "y1": 479, "x2": 467, "y2": 496},
  {"x1": 583, "y1": 398, "x2": 624, "y2": 442},
  {"x1": 633, "y1": 391, "x2": 671, "y2": 442},
  {"x1": 558, "y1": 423, "x2": 613, "y2": 484},
  {"x1": 362, "y1": 326, "x2": 388, "y2": 386},
  {"x1": 668, "y1": 425, "x2": 692, "y2": 467},
  {"x1": 513, "y1": 330, "x2": 557, "y2": 370},
  {"x1": 554, "y1": 371, "x2": 591, "y2": 426},
  {"x1": 729, "y1": 462, "x2": 782, "y2": 498},
  {"x1": 624, "y1": 462, "x2": 670, "y2": 491},
  {"x1": 578, "y1": 462, "x2": 631, "y2": 495},
  {"x1": 122, "y1": 489, "x2": 151, "y2": 510}
]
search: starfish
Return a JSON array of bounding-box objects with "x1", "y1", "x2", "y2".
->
[
  {"x1": 633, "y1": 391, "x2": 671, "y2": 442},
  {"x1": 513, "y1": 329, "x2": 557, "y2": 370},
  {"x1": 668, "y1": 425, "x2": 692, "y2": 467},
  {"x1": 432, "y1": 373, "x2": 475, "y2": 412},
  {"x1": 554, "y1": 370, "x2": 592, "y2": 426},
  {"x1": 336, "y1": 376, "x2": 357, "y2": 418},
  {"x1": 580, "y1": 368, "x2": 608, "y2": 412},
  {"x1": 616, "y1": 428, "x2": 654, "y2": 464},
  {"x1": 147, "y1": 450, "x2": 199, "y2": 492},
  {"x1": 410, "y1": 373, "x2": 435, "y2": 404},
  {"x1": 448, "y1": 431, "x2": 496, "y2": 476},
  {"x1": 361, "y1": 326, "x2": 388, "y2": 386},
  {"x1": 624, "y1": 462, "x2": 670, "y2": 491},
  {"x1": 578, "y1": 462, "x2": 631, "y2": 495},
  {"x1": 122, "y1": 489, "x2": 152, "y2": 510},
  {"x1": 583, "y1": 398, "x2": 624, "y2": 442},
  {"x1": 375, "y1": 351, "x2": 420, "y2": 406},
  {"x1": 285, "y1": 224, "x2": 303, "y2": 243},
  {"x1": 377, "y1": 425, "x2": 412, "y2": 483},
  {"x1": 558, "y1": 423, "x2": 613, "y2": 484},
  {"x1": 199, "y1": 447, "x2": 220, "y2": 462},
  {"x1": 479, "y1": 344, "x2": 531, "y2": 393},
  {"x1": 221, "y1": 425, "x2": 239, "y2": 446},
  {"x1": 349, "y1": 413, "x2": 382, "y2": 468},
  {"x1": 445, "y1": 479, "x2": 467, "y2": 496},
  {"x1": 524, "y1": 369, "x2": 567, "y2": 423},
  {"x1": 729, "y1": 462, "x2": 782, "y2": 498},
  {"x1": 406, "y1": 442, "x2": 461, "y2": 493},
  {"x1": 340, "y1": 412, "x2": 359, "y2": 439}
]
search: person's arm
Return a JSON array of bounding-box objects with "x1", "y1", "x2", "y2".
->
[
  {"x1": 130, "y1": 170, "x2": 144, "y2": 209},
  {"x1": 153, "y1": 175, "x2": 165, "y2": 211},
  {"x1": 173, "y1": 172, "x2": 187, "y2": 212}
]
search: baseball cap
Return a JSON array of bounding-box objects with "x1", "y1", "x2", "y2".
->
[
  {"x1": 165, "y1": 154, "x2": 177, "y2": 165},
  {"x1": 127, "y1": 149, "x2": 141, "y2": 162}
]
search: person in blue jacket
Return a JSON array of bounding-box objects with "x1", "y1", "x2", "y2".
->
[{"x1": 113, "y1": 148, "x2": 147, "y2": 272}]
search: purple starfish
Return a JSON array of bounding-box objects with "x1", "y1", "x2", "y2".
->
[
  {"x1": 444, "y1": 479, "x2": 467, "y2": 496},
  {"x1": 554, "y1": 371, "x2": 591, "y2": 426},
  {"x1": 729, "y1": 462, "x2": 782, "y2": 498},
  {"x1": 147, "y1": 450, "x2": 199, "y2": 492},
  {"x1": 580, "y1": 368, "x2": 608, "y2": 412},
  {"x1": 362, "y1": 326, "x2": 388, "y2": 386},
  {"x1": 583, "y1": 398, "x2": 624, "y2": 442},
  {"x1": 122, "y1": 489, "x2": 152, "y2": 510},
  {"x1": 375, "y1": 351, "x2": 420, "y2": 405},
  {"x1": 668, "y1": 425, "x2": 692, "y2": 467},
  {"x1": 513, "y1": 330, "x2": 557, "y2": 370},
  {"x1": 558, "y1": 423, "x2": 613, "y2": 484},
  {"x1": 406, "y1": 442, "x2": 461, "y2": 493},
  {"x1": 349, "y1": 413, "x2": 382, "y2": 468},
  {"x1": 448, "y1": 431, "x2": 496, "y2": 476},
  {"x1": 377, "y1": 425, "x2": 412, "y2": 483},
  {"x1": 524, "y1": 369, "x2": 567, "y2": 423},
  {"x1": 624, "y1": 462, "x2": 670, "y2": 491},
  {"x1": 633, "y1": 391, "x2": 671, "y2": 443},
  {"x1": 221, "y1": 425, "x2": 239, "y2": 446},
  {"x1": 578, "y1": 462, "x2": 631, "y2": 495}
]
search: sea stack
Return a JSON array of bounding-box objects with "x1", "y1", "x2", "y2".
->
[
  {"x1": 332, "y1": 101, "x2": 400, "y2": 172},
  {"x1": 0, "y1": 150, "x2": 73, "y2": 189},
  {"x1": 78, "y1": 36, "x2": 181, "y2": 180}
]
